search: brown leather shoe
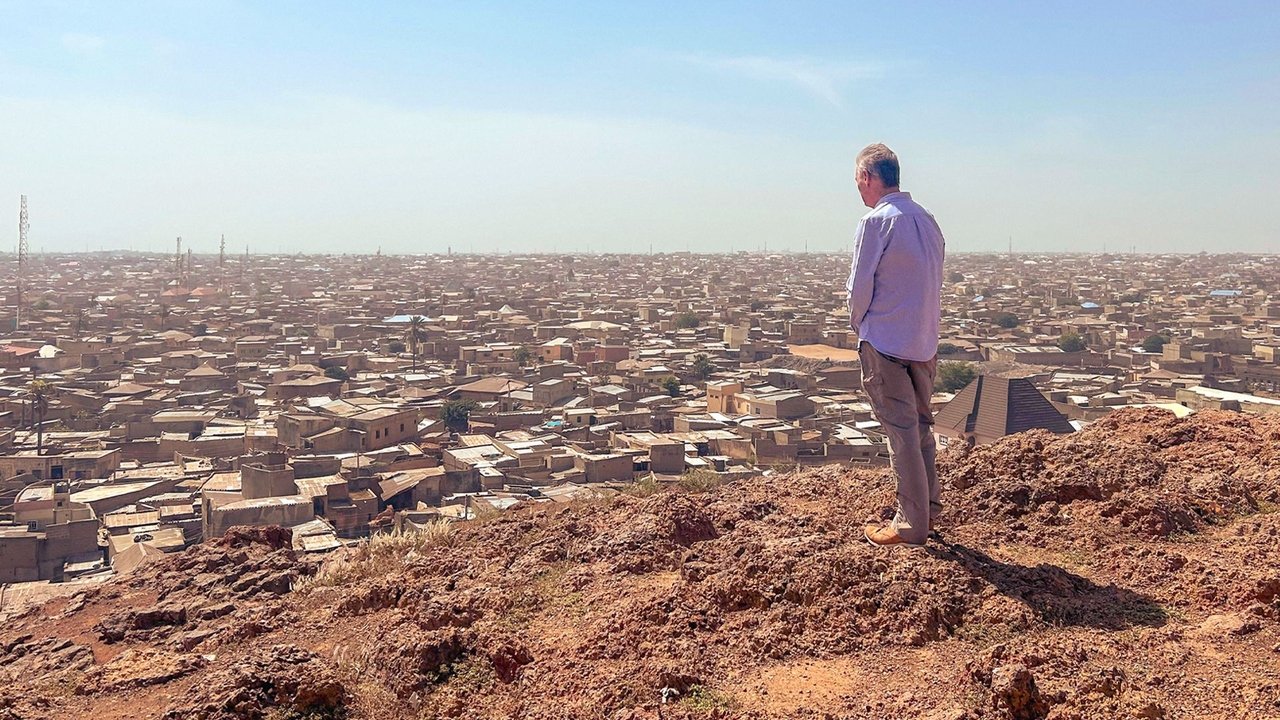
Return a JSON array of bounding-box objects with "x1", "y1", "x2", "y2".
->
[{"x1": 864, "y1": 523, "x2": 925, "y2": 548}]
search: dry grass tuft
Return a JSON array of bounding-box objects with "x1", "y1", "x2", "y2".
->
[
  {"x1": 678, "y1": 468, "x2": 724, "y2": 494},
  {"x1": 294, "y1": 521, "x2": 457, "y2": 594},
  {"x1": 622, "y1": 474, "x2": 663, "y2": 498}
]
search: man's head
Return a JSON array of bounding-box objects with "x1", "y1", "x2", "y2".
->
[{"x1": 855, "y1": 143, "x2": 900, "y2": 208}]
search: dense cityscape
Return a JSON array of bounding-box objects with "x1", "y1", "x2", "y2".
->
[{"x1": 1, "y1": 249, "x2": 1277, "y2": 586}]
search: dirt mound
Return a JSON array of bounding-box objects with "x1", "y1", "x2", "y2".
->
[
  {"x1": 941, "y1": 408, "x2": 1276, "y2": 539},
  {"x1": 2, "y1": 409, "x2": 1279, "y2": 719},
  {"x1": 161, "y1": 644, "x2": 347, "y2": 719},
  {"x1": 215, "y1": 524, "x2": 294, "y2": 550},
  {"x1": 84, "y1": 526, "x2": 319, "y2": 649}
]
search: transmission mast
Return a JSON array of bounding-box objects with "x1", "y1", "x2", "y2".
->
[
  {"x1": 15, "y1": 196, "x2": 29, "y2": 331},
  {"x1": 175, "y1": 236, "x2": 183, "y2": 283},
  {"x1": 219, "y1": 235, "x2": 226, "y2": 292}
]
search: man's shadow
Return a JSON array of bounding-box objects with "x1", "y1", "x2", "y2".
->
[{"x1": 927, "y1": 540, "x2": 1167, "y2": 630}]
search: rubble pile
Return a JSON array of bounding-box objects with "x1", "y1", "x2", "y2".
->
[{"x1": 1, "y1": 410, "x2": 1279, "y2": 718}]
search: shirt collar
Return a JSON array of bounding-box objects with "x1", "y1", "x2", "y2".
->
[{"x1": 876, "y1": 191, "x2": 910, "y2": 208}]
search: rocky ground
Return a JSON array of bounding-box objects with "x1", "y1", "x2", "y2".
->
[{"x1": 2, "y1": 407, "x2": 1279, "y2": 719}]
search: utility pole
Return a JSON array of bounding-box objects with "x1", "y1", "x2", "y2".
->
[{"x1": 15, "y1": 196, "x2": 29, "y2": 332}]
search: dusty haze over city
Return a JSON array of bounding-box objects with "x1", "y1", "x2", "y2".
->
[{"x1": 3, "y1": 2, "x2": 1280, "y2": 720}]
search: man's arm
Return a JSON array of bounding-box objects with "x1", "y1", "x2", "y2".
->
[{"x1": 846, "y1": 217, "x2": 886, "y2": 332}]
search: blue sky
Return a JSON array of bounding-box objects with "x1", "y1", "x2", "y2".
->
[{"x1": 3, "y1": 1, "x2": 1278, "y2": 254}]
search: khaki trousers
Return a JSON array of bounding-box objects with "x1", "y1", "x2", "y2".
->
[{"x1": 859, "y1": 341, "x2": 940, "y2": 544}]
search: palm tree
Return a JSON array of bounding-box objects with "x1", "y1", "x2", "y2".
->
[
  {"x1": 407, "y1": 315, "x2": 425, "y2": 373},
  {"x1": 29, "y1": 380, "x2": 50, "y2": 456},
  {"x1": 158, "y1": 305, "x2": 170, "y2": 330},
  {"x1": 75, "y1": 308, "x2": 89, "y2": 337}
]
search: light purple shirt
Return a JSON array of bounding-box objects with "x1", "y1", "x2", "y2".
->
[{"x1": 845, "y1": 191, "x2": 945, "y2": 363}]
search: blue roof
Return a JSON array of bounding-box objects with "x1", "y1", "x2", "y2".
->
[
  {"x1": 383, "y1": 314, "x2": 428, "y2": 323},
  {"x1": 1081, "y1": 302, "x2": 1100, "y2": 309},
  {"x1": 1208, "y1": 289, "x2": 1243, "y2": 297}
]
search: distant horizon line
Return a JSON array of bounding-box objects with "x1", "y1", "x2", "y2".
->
[{"x1": 3, "y1": 249, "x2": 1278, "y2": 259}]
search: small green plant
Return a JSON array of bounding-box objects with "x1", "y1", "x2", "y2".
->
[
  {"x1": 661, "y1": 376, "x2": 681, "y2": 397},
  {"x1": 689, "y1": 353, "x2": 716, "y2": 379},
  {"x1": 435, "y1": 656, "x2": 496, "y2": 693},
  {"x1": 935, "y1": 361, "x2": 977, "y2": 393},
  {"x1": 674, "y1": 312, "x2": 701, "y2": 329},
  {"x1": 993, "y1": 311, "x2": 1019, "y2": 329},
  {"x1": 682, "y1": 685, "x2": 737, "y2": 713},
  {"x1": 1057, "y1": 332, "x2": 1086, "y2": 352},
  {"x1": 441, "y1": 399, "x2": 478, "y2": 430},
  {"x1": 678, "y1": 469, "x2": 723, "y2": 494},
  {"x1": 1142, "y1": 334, "x2": 1171, "y2": 353},
  {"x1": 623, "y1": 474, "x2": 663, "y2": 498},
  {"x1": 324, "y1": 365, "x2": 350, "y2": 382},
  {"x1": 954, "y1": 620, "x2": 1016, "y2": 646}
]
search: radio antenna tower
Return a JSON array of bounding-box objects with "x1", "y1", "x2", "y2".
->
[
  {"x1": 15, "y1": 196, "x2": 29, "y2": 331},
  {"x1": 175, "y1": 236, "x2": 183, "y2": 283},
  {"x1": 219, "y1": 235, "x2": 226, "y2": 292}
]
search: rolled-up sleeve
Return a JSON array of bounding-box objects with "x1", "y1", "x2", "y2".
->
[{"x1": 846, "y1": 217, "x2": 885, "y2": 332}]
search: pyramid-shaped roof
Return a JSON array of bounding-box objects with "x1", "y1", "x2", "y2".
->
[
  {"x1": 935, "y1": 375, "x2": 1073, "y2": 440},
  {"x1": 185, "y1": 363, "x2": 226, "y2": 378}
]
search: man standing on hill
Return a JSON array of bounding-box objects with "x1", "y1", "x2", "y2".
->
[{"x1": 846, "y1": 143, "x2": 947, "y2": 547}]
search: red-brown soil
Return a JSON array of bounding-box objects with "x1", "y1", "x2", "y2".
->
[{"x1": 2, "y1": 408, "x2": 1279, "y2": 719}]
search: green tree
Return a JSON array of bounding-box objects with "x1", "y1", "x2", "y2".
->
[
  {"x1": 406, "y1": 315, "x2": 426, "y2": 372},
  {"x1": 1142, "y1": 334, "x2": 1170, "y2": 353},
  {"x1": 388, "y1": 340, "x2": 406, "y2": 354},
  {"x1": 661, "y1": 376, "x2": 681, "y2": 397},
  {"x1": 441, "y1": 399, "x2": 478, "y2": 430},
  {"x1": 948, "y1": 270, "x2": 965, "y2": 283},
  {"x1": 993, "y1": 312, "x2": 1019, "y2": 329},
  {"x1": 29, "y1": 380, "x2": 50, "y2": 456},
  {"x1": 75, "y1": 309, "x2": 89, "y2": 337},
  {"x1": 935, "y1": 362, "x2": 977, "y2": 393},
  {"x1": 690, "y1": 353, "x2": 715, "y2": 379},
  {"x1": 1057, "y1": 332, "x2": 1086, "y2": 352},
  {"x1": 674, "y1": 312, "x2": 701, "y2": 329},
  {"x1": 937, "y1": 342, "x2": 962, "y2": 356},
  {"x1": 324, "y1": 365, "x2": 350, "y2": 382},
  {"x1": 192, "y1": 322, "x2": 208, "y2": 337},
  {"x1": 514, "y1": 346, "x2": 532, "y2": 366}
]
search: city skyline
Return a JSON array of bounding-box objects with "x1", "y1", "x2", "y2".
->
[{"x1": 4, "y1": 1, "x2": 1279, "y2": 254}]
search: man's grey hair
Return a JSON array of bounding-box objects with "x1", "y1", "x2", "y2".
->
[{"x1": 856, "y1": 143, "x2": 900, "y2": 188}]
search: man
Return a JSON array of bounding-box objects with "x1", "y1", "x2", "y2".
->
[{"x1": 846, "y1": 143, "x2": 946, "y2": 547}]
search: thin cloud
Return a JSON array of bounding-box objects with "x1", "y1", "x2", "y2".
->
[
  {"x1": 673, "y1": 53, "x2": 884, "y2": 106},
  {"x1": 61, "y1": 32, "x2": 105, "y2": 55}
]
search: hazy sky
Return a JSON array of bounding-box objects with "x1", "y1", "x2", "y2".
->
[{"x1": 3, "y1": 1, "x2": 1278, "y2": 254}]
